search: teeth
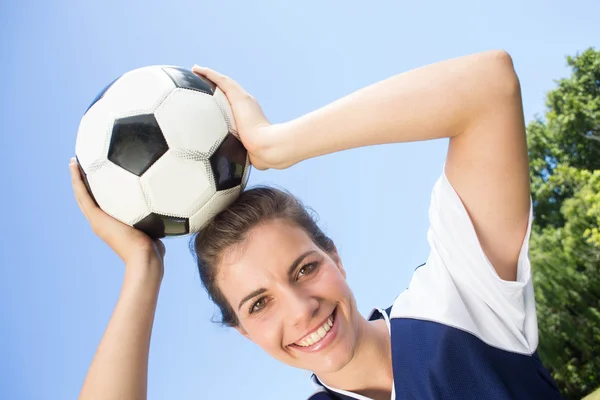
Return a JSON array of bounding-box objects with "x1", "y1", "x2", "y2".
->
[{"x1": 295, "y1": 314, "x2": 335, "y2": 347}]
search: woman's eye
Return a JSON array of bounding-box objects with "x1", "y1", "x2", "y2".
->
[
  {"x1": 250, "y1": 297, "x2": 267, "y2": 314},
  {"x1": 298, "y1": 262, "x2": 318, "y2": 278}
]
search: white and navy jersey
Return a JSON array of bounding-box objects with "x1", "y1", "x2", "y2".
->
[{"x1": 308, "y1": 168, "x2": 563, "y2": 400}]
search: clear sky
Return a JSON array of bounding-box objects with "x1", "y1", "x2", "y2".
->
[{"x1": 1, "y1": 0, "x2": 598, "y2": 399}]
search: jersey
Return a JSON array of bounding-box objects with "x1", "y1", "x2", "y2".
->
[{"x1": 308, "y1": 167, "x2": 564, "y2": 400}]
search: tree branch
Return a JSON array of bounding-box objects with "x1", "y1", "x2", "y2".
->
[{"x1": 581, "y1": 131, "x2": 600, "y2": 143}]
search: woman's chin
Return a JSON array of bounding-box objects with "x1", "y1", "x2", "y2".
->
[{"x1": 297, "y1": 310, "x2": 358, "y2": 375}]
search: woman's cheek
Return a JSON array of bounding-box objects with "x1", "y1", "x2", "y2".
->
[
  {"x1": 249, "y1": 313, "x2": 282, "y2": 351},
  {"x1": 318, "y1": 266, "x2": 349, "y2": 296}
]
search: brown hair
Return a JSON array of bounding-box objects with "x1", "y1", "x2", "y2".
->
[{"x1": 189, "y1": 186, "x2": 335, "y2": 327}]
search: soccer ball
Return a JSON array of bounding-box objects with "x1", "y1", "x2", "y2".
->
[{"x1": 75, "y1": 65, "x2": 251, "y2": 239}]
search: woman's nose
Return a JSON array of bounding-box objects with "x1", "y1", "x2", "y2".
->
[{"x1": 284, "y1": 289, "x2": 320, "y2": 328}]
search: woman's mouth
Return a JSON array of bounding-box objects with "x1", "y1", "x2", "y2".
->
[{"x1": 289, "y1": 307, "x2": 339, "y2": 353}]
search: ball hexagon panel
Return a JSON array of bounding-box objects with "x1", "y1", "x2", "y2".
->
[
  {"x1": 189, "y1": 186, "x2": 241, "y2": 232},
  {"x1": 101, "y1": 66, "x2": 175, "y2": 113},
  {"x1": 76, "y1": 99, "x2": 114, "y2": 173},
  {"x1": 212, "y1": 87, "x2": 237, "y2": 135},
  {"x1": 108, "y1": 114, "x2": 169, "y2": 176},
  {"x1": 76, "y1": 157, "x2": 98, "y2": 206},
  {"x1": 209, "y1": 134, "x2": 248, "y2": 191},
  {"x1": 141, "y1": 151, "x2": 215, "y2": 218},
  {"x1": 87, "y1": 162, "x2": 150, "y2": 225},
  {"x1": 155, "y1": 89, "x2": 228, "y2": 157},
  {"x1": 133, "y1": 213, "x2": 189, "y2": 238},
  {"x1": 162, "y1": 67, "x2": 216, "y2": 95}
]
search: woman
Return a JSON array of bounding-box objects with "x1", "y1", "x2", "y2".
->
[{"x1": 70, "y1": 50, "x2": 564, "y2": 399}]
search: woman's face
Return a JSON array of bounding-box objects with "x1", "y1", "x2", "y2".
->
[{"x1": 216, "y1": 219, "x2": 361, "y2": 374}]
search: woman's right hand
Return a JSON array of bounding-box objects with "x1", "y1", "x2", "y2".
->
[{"x1": 69, "y1": 157, "x2": 165, "y2": 276}]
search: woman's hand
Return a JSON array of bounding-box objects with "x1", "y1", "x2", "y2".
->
[
  {"x1": 69, "y1": 158, "x2": 165, "y2": 276},
  {"x1": 192, "y1": 65, "x2": 291, "y2": 170}
]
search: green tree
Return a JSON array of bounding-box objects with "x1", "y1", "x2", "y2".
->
[{"x1": 527, "y1": 47, "x2": 600, "y2": 399}]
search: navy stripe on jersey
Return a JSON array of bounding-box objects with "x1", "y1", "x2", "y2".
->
[
  {"x1": 308, "y1": 307, "x2": 563, "y2": 400},
  {"x1": 391, "y1": 319, "x2": 563, "y2": 400}
]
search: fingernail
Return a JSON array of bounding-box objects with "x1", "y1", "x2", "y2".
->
[{"x1": 69, "y1": 157, "x2": 76, "y2": 165}]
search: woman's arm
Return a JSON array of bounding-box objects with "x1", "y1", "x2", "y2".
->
[
  {"x1": 277, "y1": 50, "x2": 519, "y2": 166},
  {"x1": 277, "y1": 50, "x2": 529, "y2": 282},
  {"x1": 70, "y1": 160, "x2": 166, "y2": 400},
  {"x1": 193, "y1": 49, "x2": 530, "y2": 282},
  {"x1": 79, "y1": 265, "x2": 161, "y2": 400}
]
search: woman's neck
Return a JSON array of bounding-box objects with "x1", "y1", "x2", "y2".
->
[{"x1": 316, "y1": 316, "x2": 393, "y2": 400}]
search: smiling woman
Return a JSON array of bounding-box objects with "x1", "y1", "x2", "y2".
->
[
  {"x1": 73, "y1": 50, "x2": 565, "y2": 400},
  {"x1": 191, "y1": 187, "x2": 381, "y2": 379}
]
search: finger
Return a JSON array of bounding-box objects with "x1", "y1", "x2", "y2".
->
[
  {"x1": 69, "y1": 159, "x2": 99, "y2": 218},
  {"x1": 154, "y1": 239, "x2": 166, "y2": 258},
  {"x1": 69, "y1": 160, "x2": 87, "y2": 215},
  {"x1": 191, "y1": 65, "x2": 248, "y2": 99}
]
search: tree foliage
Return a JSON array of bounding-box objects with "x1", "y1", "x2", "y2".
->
[{"x1": 527, "y1": 47, "x2": 600, "y2": 399}]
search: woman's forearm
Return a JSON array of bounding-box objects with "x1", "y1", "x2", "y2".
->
[
  {"x1": 79, "y1": 265, "x2": 162, "y2": 400},
  {"x1": 278, "y1": 50, "x2": 519, "y2": 167}
]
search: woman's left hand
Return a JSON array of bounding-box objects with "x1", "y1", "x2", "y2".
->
[{"x1": 192, "y1": 65, "x2": 288, "y2": 170}]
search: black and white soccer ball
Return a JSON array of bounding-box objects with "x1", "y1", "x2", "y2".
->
[{"x1": 75, "y1": 66, "x2": 250, "y2": 239}]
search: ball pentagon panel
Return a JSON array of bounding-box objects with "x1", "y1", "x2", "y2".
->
[
  {"x1": 108, "y1": 114, "x2": 169, "y2": 177},
  {"x1": 240, "y1": 153, "x2": 251, "y2": 188},
  {"x1": 133, "y1": 213, "x2": 189, "y2": 238},
  {"x1": 162, "y1": 66, "x2": 216, "y2": 95},
  {"x1": 209, "y1": 134, "x2": 249, "y2": 191}
]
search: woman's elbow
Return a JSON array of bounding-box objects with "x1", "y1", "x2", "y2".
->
[{"x1": 486, "y1": 49, "x2": 522, "y2": 97}]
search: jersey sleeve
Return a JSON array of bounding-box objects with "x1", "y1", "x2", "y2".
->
[{"x1": 391, "y1": 165, "x2": 539, "y2": 354}]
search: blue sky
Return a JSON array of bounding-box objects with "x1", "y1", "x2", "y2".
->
[{"x1": 1, "y1": 0, "x2": 598, "y2": 399}]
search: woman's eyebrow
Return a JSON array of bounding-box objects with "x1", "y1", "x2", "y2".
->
[
  {"x1": 237, "y1": 250, "x2": 318, "y2": 311},
  {"x1": 238, "y1": 288, "x2": 267, "y2": 311}
]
